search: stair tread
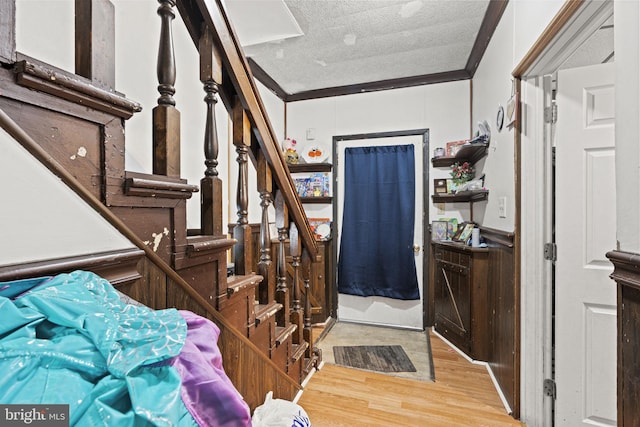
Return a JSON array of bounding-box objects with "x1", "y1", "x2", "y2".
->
[
  {"x1": 275, "y1": 324, "x2": 297, "y2": 346},
  {"x1": 292, "y1": 342, "x2": 309, "y2": 361},
  {"x1": 227, "y1": 274, "x2": 263, "y2": 296},
  {"x1": 255, "y1": 301, "x2": 283, "y2": 325}
]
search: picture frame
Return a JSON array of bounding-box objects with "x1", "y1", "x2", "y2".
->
[
  {"x1": 431, "y1": 221, "x2": 449, "y2": 241},
  {"x1": 446, "y1": 179, "x2": 455, "y2": 194},
  {"x1": 445, "y1": 140, "x2": 467, "y2": 157},
  {"x1": 454, "y1": 222, "x2": 475, "y2": 243},
  {"x1": 308, "y1": 218, "x2": 331, "y2": 240},
  {"x1": 438, "y1": 217, "x2": 459, "y2": 239},
  {"x1": 505, "y1": 92, "x2": 518, "y2": 128},
  {"x1": 434, "y1": 179, "x2": 448, "y2": 194}
]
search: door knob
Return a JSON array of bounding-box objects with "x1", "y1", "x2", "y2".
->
[{"x1": 413, "y1": 245, "x2": 421, "y2": 253}]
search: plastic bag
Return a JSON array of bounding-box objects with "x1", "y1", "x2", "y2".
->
[{"x1": 252, "y1": 392, "x2": 312, "y2": 427}]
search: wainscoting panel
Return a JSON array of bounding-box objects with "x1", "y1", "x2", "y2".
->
[
  {"x1": 607, "y1": 250, "x2": 640, "y2": 427},
  {"x1": 481, "y1": 227, "x2": 518, "y2": 417}
]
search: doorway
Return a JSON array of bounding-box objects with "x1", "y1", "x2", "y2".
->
[
  {"x1": 518, "y1": 1, "x2": 615, "y2": 425},
  {"x1": 333, "y1": 129, "x2": 429, "y2": 330}
]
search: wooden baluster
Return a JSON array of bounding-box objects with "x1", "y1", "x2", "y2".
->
[
  {"x1": 199, "y1": 28, "x2": 223, "y2": 236},
  {"x1": 153, "y1": 0, "x2": 180, "y2": 177},
  {"x1": 232, "y1": 99, "x2": 252, "y2": 274},
  {"x1": 290, "y1": 223, "x2": 304, "y2": 345},
  {"x1": 302, "y1": 248, "x2": 313, "y2": 357},
  {"x1": 275, "y1": 190, "x2": 290, "y2": 327},
  {"x1": 257, "y1": 153, "x2": 275, "y2": 304}
]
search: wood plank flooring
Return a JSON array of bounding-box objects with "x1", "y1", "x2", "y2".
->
[{"x1": 297, "y1": 330, "x2": 523, "y2": 426}]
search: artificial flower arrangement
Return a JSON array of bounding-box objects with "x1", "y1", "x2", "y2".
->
[{"x1": 450, "y1": 162, "x2": 475, "y2": 184}]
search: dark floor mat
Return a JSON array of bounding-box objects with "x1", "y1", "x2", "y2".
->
[{"x1": 333, "y1": 345, "x2": 417, "y2": 373}]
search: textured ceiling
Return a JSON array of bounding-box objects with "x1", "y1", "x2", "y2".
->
[
  {"x1": 225, "y1": 1, "x2": 614, "y2": 101},
  {"x1": 560, "y1": 16, "x2": 614, "y2": 70},
  {"x1": 227, "y1": 0, "x2": 499, "y2": 101}
]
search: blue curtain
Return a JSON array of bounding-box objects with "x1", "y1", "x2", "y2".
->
[{"x1": 338, "y1": 144, "x2": 419, "y2": 300}]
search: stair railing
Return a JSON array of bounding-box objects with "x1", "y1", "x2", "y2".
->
[{"x1": 154, "y1": 0, "x2": 320, "y2": 372}]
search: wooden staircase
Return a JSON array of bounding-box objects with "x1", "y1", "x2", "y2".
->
[{"x1": 0, "y1": 0, "x2": 321, "y2": 410}]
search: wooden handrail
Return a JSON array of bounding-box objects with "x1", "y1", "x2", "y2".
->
[{"x1": 175, "y1": 0, "x2": 318, "y2": 259}]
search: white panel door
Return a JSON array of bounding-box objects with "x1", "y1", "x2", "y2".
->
[
  {"x1": 555, "y1": 62, "x2": 616, "y2": 426},
  {"x1": 336, "y1": 134, "x2": 424, "y2": 330}
]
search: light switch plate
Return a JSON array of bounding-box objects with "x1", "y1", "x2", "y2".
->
[
  {"x1": 498, "y1": 196, "x2": 507, "y2": 218},
  {"x1": 306, "y1": 128, "x2": 316, "y2": 140}
]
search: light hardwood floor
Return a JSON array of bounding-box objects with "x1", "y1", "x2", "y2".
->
[{"x1": 297, "y1": 330, "x2": 523, "y2": 426}]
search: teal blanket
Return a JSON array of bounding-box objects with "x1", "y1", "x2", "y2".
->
[{"x1": 0, "y1": 270, "x2": 197, "y2": 426}]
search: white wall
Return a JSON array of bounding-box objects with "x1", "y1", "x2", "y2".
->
[
  {"x1": 15, "y1": 0, "x2": 74, "y2": 72},
  {"x1": 614, "y1": 0, "x2": 640, "y2": 253},
  {"x1": 471, "y1": 2, "x2": 517, "y2": 231},
  {"x1": 471, "y1": 1, "x2": 570, "y2": 425},
  {"x1": 0, "y1": 129, "x2": 134, "y2": 266},
  {"x1": 6, "y1": 0, "x2": 135, "y2": 266},
  {"x1": 471, "y1": 0, "x2": 565, "y2": 232}
]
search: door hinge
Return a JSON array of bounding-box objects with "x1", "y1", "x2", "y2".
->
[
  {"x1": 543, "y1": 378, "x2": 556, "y2": 399},
  {"x1": 544, "y1": 243, "x2": 557, "y2": 261},
  {"x1": 544, "y1": 103, "x2": 558, "y2": 124}
]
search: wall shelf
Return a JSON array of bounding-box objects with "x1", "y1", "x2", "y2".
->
[
  {"x1": 287, "y1": 163, "x2": 332, "y2": 173},
  {"x1": 432, "y1": 190, "x2": 488, "y2": 221},
  {"x1": 431, "y1": 190, "x2": 489, "y2": 204},
  {"x1": 431, "y1": 143, "x2": 488, "y2": 167},
  {"x1": 300, "y1": 197, "x2": 332, "y2": 204}
]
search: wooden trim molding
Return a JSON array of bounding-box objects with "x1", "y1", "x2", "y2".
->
[
  {"x1": 14, "y1": 56, "x2": 142, "y2": 119},
  {"x1": 512, "y1": 0, "x2": 584, "y2": 77},
  {"x1": 283, "y1": 70, "x2": 471, "y2": 102},
  {"x1": 0, "y1": 248, "x2": 144, "y2": 286},
  {"x1": 607, "y1": 250, "x2": 640, "y2": 290},
  {"x1": 465, "y1": 0, "x2": 510, "y2": 77}
]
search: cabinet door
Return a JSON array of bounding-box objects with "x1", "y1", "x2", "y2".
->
[{"x1": 434, "y1": 256, "x2": 472, "y2": 354}]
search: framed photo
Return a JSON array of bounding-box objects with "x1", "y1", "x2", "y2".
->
[
  {"x1": 437, "y1": 217, "x2": 458, "y2": 238},
  {"x1": 506, "y1": 92, "x2": 519, "y2": 128},
  {"x1": 308, "y1": 218, "x2": 331, "y2": 240},
  {"x1": 434, "y1": 179, "x2": 448, "y2": 194},
  {"x1": 431, "y1": 221, "x2": 449, "y2": 241},
  {"x1": 454, "y1": 222, "x2": 475, "y2": 243},
  {"x1": 446, "y1": 179, "x2": 455, "y2": 193},
  {"x1": 445, "y1": 140, "x2": 467, "y2": 157}
]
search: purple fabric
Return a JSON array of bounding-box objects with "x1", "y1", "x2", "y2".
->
[{"x1": 174, "y1": 311, "x2": 252, "y2": 427}]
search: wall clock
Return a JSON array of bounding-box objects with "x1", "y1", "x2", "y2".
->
[{"x1": 496, "y1": 105, "x2": 504, "y2": 132}]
